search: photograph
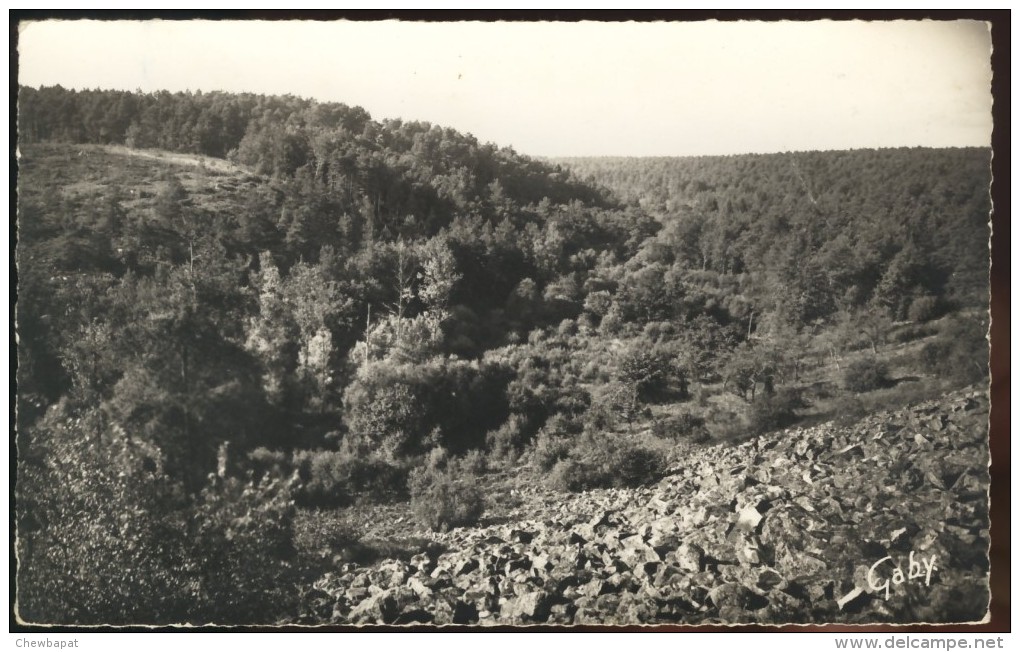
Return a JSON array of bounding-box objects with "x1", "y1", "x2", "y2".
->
[{"x1": 12, "y1": 13, "x2": 998, "y2": 629}]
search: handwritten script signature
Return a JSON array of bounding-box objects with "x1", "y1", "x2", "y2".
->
[{"x1": 867, "y1": 551, "x2": 938, "y2": 599}]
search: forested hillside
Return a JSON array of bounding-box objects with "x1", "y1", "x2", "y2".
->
[
  {"x1": 553, "y1": 151, "x2": 990, "y2": 314},
  {"x1": 15, "y1": 85, "x2": 991, "y2": 625}
]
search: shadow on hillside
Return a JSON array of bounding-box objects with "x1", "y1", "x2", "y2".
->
[{"x1": 892, "y1": 375, "x2": 922, "y2": 385}]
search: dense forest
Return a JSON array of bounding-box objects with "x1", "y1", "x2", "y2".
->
[{"x1": 15, "y1": 85, "x2": 991, "y2": 624}]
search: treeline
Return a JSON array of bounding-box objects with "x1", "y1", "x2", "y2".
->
[
  {"x1": 15, "y1": 85, "x2": 991, "y2": 624},
  {"x1": 19, "y1": 85, "x2": 610, "y2": 220},
  {"x1": 555, "y1": 149, "x2": 991, "y2": 317}
]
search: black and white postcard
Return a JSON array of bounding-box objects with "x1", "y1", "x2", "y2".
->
[{"x1": 13, "y1": 14, "x2": 999, "y2": 628}]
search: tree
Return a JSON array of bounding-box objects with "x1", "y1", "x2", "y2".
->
[
  {"x1": 873, "y1": 242, "x2": 946, "y2": 320},
  {"x1": 105, "y1": 246, "x2": 264, "y2": 490},
  {"x1": 245, "y1": 253, "x2": 299, "y2": 406}
]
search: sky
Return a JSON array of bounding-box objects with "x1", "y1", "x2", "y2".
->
[{"x1": 17, "y1": 18, "x2": 993, "y2": 157}]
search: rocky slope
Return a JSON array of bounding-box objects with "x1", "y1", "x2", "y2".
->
[{"x1": 310, "y1": 386, "x2": 990, "y2": 626}]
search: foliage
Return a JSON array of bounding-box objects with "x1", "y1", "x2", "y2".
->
[
  {"x1": 528, "y1": 415, "x2": 579, "y2": 473},
  {"x1": 15, "y1": 84, "x2": 993, "y2": 623},
  {"x1": 408, "y1": 450, "x2": 486, "y2": 531},
  {"x1": 748, "y1": 387, "x2": 804, "y2": 435},
  {"x1": 907, "y1": 295, "x2": 942, "y2": 323},
  {"x1": 291, "y1": 445, "x2": 407, "y2": 508},
  {"x1": 617, "y1": 344, "x2": 685, "y2": 405},
  {"x1": 343, "y1": 357, "x2": 510, "y2": 460},
  {"x1": 188, "y1": 472, "x2": 299, "y2": 624},
  {"x1": 16, "y1": 402, "x2": 301, "y2": 625},
  {"x1": 918, "y1": 314, "x2": 989, "y2": 386},
  {"x1": 546, "y1": 431, "x2": 667, "y2": 492},
  {"x1": 16, "y1": 403, "x2": 190, "y2": 624},
  {"x1": 651, "y1": 412, "x2": 710, "y2": 443},
  {"x1": 484, "y1": 415, "x2": 528, "y2": 463},
  {"x1": 843, "y1": 358, "x2": 892, "y2": 393}
]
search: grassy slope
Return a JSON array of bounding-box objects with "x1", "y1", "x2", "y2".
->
[{"x1": 18, "y1": 143, "x2": 265, "y2": 220}]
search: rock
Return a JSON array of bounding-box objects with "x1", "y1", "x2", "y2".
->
[
  {"x1": 578, "y1": 578, "x2": 608, "y2": 598},
  {"x1": 595, "y1": 593, "x2": 621, "y2": 614},
  {"x1": 681, "y1": 505, "x2": 709, "y2": 528},
  {"x1": 409, "y1": 553, "x2": 434, "y2": 574},
  {"x1": 510, "y1": 528, "x2": 535, "y2": 544},
  {"x1": 836, "y1": 587, "x2": 870, "y2": 612},
  {"x1": 836, "y1": 443, "x2": 864, "y2": 458},
  {"x1": 431, "y1": 597, "x2": 480, "y2": 625},
  {"x1": 548, "y1": 603, "x2": 576, "y2": 625},
  {"x1": 669, "y1": 542, "x2": 705, "y2": 572},
  {"x1": 735, "y1": 539, "x2": 764, "y2": 567},
  {"x1": 736, "y1": 506, "x2": 764, "y2": 532},
  {"x1": 708, "y1": 583, "x2": 769, "y2": 611},
  {"x1": 501, "y1": 590, "x2": 553, "y2": 623},
  {"x1": 454, "y1": 558, "x2": 480, "y2": 576},
  {"x1": 393, "y1": 608, "x2": 433, "y2": 624},
  {"x1": 648, "y1": 530, "x2": 681, "y2": 553},
  {"x1": 615, "y1": 593, "x2": 656, "y2": 623},
  {"x1": 306, "y1": 384, "x2": 989, "y2": 626},
  {"x1": 619, "y1": 535, "x2": 661, "y2": 569},
  {"x1": 348, "y1": 590, "x2": 400, "y2": 624},
  {"x1": 756, "y1": 568, "x2": 784, "y2": 591},
  {"x1": 505, "y1": 556, "x2": 531, "y2": 574},
  {"x1": 407, "y1": 576, "x2": 433, "y2": 599}
]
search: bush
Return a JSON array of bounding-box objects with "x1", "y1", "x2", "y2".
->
[
  {"x1": 190, "y1": 473, "x2": 300, "y2": 624},
  {"x1": 547, "y1": 458, "x2": 589, "y2": 492},
  {"x1": 830, "y1": 393, "x2": 869, "y2": 427},
  {"x1": 408, "y1": 455, "x2": 485, "y2": 531},
  {"x1": 530, "y1": 429, "x2": 573, "y2": 473},
  {"x1": 907, "y1": 295, "x2": 941, "y2": 323},
  {"x1": 616, "y1": 446, "x2": 669, "y2": 487},
  {"x1": 292, "y1": 445, "x2": 406, "y2": 508},
  {"x1": 343, "y1": 358, "x2": 510, "y2": 460},
  {"x1": 651, "y1": 412, "x2": 709, "y2": 442},
  {"x1": 748, "y1": 387, "x2": 804, "y2": 435},
  {"x1": 460, "y1": 448, "x2": 487, "y2": 476},
  {"x1": 247, "y1": 447, "x2": 289, "y2": 481},
  {"x1": 918, "y1": 314, "x2": 988, "y2": 386},
  {"x1": 617, "y1": 345, "x2": 685, "y2": 404},
  {"x1": 17, "y1": 405, "x2": 191, "y2": 624},
  {"x1": 545, "y1": 431, "x2": 667, "y2": 492},
  {"x1": 18, "y1": 403, "x2": 303, "y2": 625},
  {"x1": 891, "y1": 322, "x2": 938, "y2": 343},
  {"x1": 843, "y1": 358, "x2": 891, "y2": 393},
  {"x1": 485, "y1": 415, "x2": 527, "y2": 462}
]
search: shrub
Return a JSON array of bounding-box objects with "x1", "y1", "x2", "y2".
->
[
  {"x1": 530, "y1": 429, "x2": 573, "y2": 472},
  {"x1": 830, "y1": 393, "x2": 868, "y2": 427},
  {"x1": 190, "y1": 472, "x2": 300, "y2": 624},
  {"x1": 616, "y1": 446, "x2": 669, "y2": 487},
  {"x1": 292, "y1": 445, "x2": 406, "y2": 508},
  {"x1": 460, "y1": 448, "x2": 487, "y2": 476},
  {"x1": 545, "y1": 431, "x2": 667, "y2": 492},
  {"x1": 344, "y1": 358, "x2": 511, "y2": 459},
  {"x1": 485, "y1": 415, "x2": 527, "y2": 462},
  {"x1": 617, "y1": 346, "x2": 682, "y2": 404},
  {"x1": 247, "y1": 447, "x2": 289, "y2": 481},
  {"x1": 748, "y1": 387, "x2": 804, "y2": 435},
  {"x1": 18, "y1": 403, "x2": 303, "y2": 625},
  {"x1": 907, "y1": 295, "x2": 941, "y2": 323},
  {"x1": 547, "y1": 458, "x2": 590, "y2": 492},
  {"x1": 843, "y1": 358, "x2": 891, "y2": 393},
  {"x1": 652, "y1": 412, "x2": 710, "y2": 443},
  {"x1": 17, "y1": 404, "x2": 191, "y2": 625},
  {"x1": 919, "y1": 314, "x2": 988, "y2": 386},
  {"x1": 408, "y1": 456, "x2": 485, "y2": 531},
  {"x1": 891, "y1": 322, "x2": 939, "y2": 343}
]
